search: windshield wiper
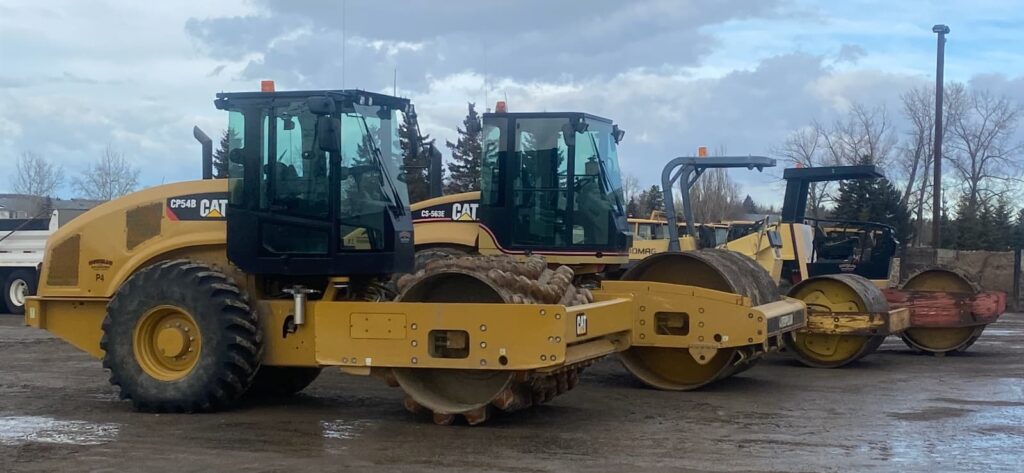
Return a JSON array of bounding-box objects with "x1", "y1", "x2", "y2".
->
[
  {"x1": 587, "y1": 132, "x2": 624, "y2": 212},
  {"x1": 358, "y1": 117, "x2": 406, "y2": 216}
]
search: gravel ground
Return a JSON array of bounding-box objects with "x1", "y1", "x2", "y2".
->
[{"x1": 1, "y1": 313, "x2": 1022, "y2": 472}]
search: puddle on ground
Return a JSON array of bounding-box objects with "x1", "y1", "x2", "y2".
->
[
  {"x1": 0, "y1": 416, "x2": 119, "y2": 446},
  {"x1": 888, "y1": 406, "x2": 973, "y2": 421},
  {"x1": 319, "y1": 419, "x2": 368, "y2": 440}
]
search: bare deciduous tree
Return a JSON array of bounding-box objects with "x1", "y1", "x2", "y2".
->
[
  {"x1": 12, "y1": 151, "x2": 64, "y2": 197},
  {"x1": 72, "y1": 146, "x2": 140, "y2": 201},
  {"x1": 773, "y1": 126, "x2": 830, "y2": 217},
  {"x1": 775, "y1": 102, "x2": 898, "y2": 218},
  {"x1": 945, "y1": 82, "x2": 1023, "y2": 208},
  {"x1": 685, "y1": 168, "x2": 742, "y2": 223},
  {"x1": 898, "y1": 86, "x2": 934, "y2": 207},
  {"x1": 819, "y1": 103, "x2": 897, "y2": 167},
  {"x1": 896, "y1": 85, "x2": 963, "y2": 246},
  {"x1": 899, "y1": 86, "x2": 937, "y2": 245},
  {"x1": 621, "y1": 173, "x2": 640, "y2": 202}
]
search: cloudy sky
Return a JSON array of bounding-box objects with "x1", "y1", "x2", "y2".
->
[{"x1": 2, "y1": 0, "x2": 1022, "y2": 205}]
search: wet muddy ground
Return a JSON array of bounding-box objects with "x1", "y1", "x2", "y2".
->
[{"x1": 2, "y1": 313, "x2": 1022, "y2": 472}]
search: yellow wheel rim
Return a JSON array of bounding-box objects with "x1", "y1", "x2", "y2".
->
[
  {"x1": 619, "y1": 347, "x2": 736, "y2": 390},
  {"x1": 618, "y1": 251, "x2": 776, "y2": 389},
  {"x1": 903, "y1": 326, "x2": 982, "y2": 352},
  {"x1": 133, "y1": 305, "x2": 202, "y2": 381},
  {"x1": 901, "y1": 269, "x2": 981, "y2": 353},
  {"x1": 788, "y1": 279, "x2": 875, "y2": 365}
]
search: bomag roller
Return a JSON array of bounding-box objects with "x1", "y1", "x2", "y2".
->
[
  {"x1": 590, "y1": 156, "x2": 904, "y2": 368},
  {"x1": 769, "y1": 165, "x2": 1006, "y2": 364},
  {"x1": 25, "y1": 86, "x2": 808, "y2": 425},
  {"x1": 630, "y1": 159, "x2": 1008, "y2": 367}
]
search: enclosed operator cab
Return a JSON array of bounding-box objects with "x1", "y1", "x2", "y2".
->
[
  {"x1": 215, "y1": 90, "x2": 414, "y2": 276},
  {"x1": 410, "y1": 109, "x2": 631, "y2": 269},
  {"x1": 477, "y1": 111, "x2": 630, "y2": 258}
]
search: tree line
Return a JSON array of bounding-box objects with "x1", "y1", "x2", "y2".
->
[
  {"x1": 774, "y1": 81, "x2": 1022, "y2": 251},
  {"x1": 11, "y1": 83, "x2": 1021, "y2": 253},
  {"x1": 9, "y1": 147, "x2": 140, "y2": 216}
]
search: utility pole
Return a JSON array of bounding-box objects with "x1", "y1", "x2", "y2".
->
[
  {"x1": 341, "y1": 0, "x2": 347, "y2": 89},
  {"x1": 931, "y1": 24, "x2": 949, "y2": 248}
]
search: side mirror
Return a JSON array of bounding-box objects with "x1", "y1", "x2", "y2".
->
[
  {"x1": 306, "y1": 96, "x2": 335, "y2": 115},
  {"x1": 317, "y1": 116, "x2": 341, "y2": 153},
  {"x1": 612, "y1": 124, "x2": 625, "y2": 144}
]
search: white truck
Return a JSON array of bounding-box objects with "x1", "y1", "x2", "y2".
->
[{"x1": 0, "y1": 210, "x2": 86, "y2": 314}]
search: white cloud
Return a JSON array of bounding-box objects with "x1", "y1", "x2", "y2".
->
[{"x1": 2, "y1": 0, "x2": 1022, "y2": 211}]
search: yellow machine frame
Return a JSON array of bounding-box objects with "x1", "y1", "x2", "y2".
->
[{"x1": 27, "y1": 179, "x2": 806, "y2": 377}]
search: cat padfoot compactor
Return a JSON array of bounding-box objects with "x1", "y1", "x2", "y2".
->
[{"x1": 383, "y1": 251, "x2": 807, "y2": 424}]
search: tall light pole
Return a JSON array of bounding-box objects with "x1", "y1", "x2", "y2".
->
[{"x1": 931, "y1": 24, "x2": 949, "y2": 247}]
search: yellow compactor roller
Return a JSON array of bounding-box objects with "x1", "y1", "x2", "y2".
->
[
  {"x1": 645, "y1": 163, "x2": 1005, "y2": 366},
  {"x1": 636, "y1": 161, "x2": 1005, "y2": 367},
  {"x1": 26, "y1": 86, "x2": 809, "y2": 425},
  {"x1": 756, "y1": 165, "x2": 1004, "y2": 364}
]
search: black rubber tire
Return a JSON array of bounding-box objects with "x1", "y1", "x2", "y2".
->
[
  {"x1": 3, "y1": 269, "x2": 37, "y2": 315},
  {"x1": 100, "y1": 259, "x2": 262, "y2": 412},
  {"x1": 247, "y1": 366, "x2": 322, "y2": 397}
]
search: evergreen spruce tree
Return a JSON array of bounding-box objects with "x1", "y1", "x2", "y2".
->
[
  {"x1": 444, "y1": 102, "x2": 482, "y2": 194},
  {"x1": 355, "y1": 124, "x2": 380, "y2": 165},
  {"x1": 640, "y1": 185, "x2": 664, "y2": 216},
  {"x1": 741, "y1": 195, "x2": 756, "y2": 214},
  {"x1": 626, "y1": 197, "x2": 641, "y2": 218},
  {"x1": 832, "y1": 155, "x2": 913, "y2": 247},
  {"x1": 1014, "y1": 208, "x2": 1024, "y2": 249},
  {"x1": 953, "y1": 196, "x2": 984, "y2": 250},
  {"x1": 634, "y1": 189, "x2": 651, "y2": 217},
  {"x1": 990, "y1": 198, "x2": 1013, "y2": 250},
  {"x1": 939, "y1": 200, "x2": 957, "y2": 249},
  {"x1": 399, "y1": 113, "x2": 434, "y2": 202},
  {"x1": 979, "y1": 203, "x2": 996, "y2": 250},
  {"x1": 213, "y1": 130, "x2": 231, "y2": 178}
]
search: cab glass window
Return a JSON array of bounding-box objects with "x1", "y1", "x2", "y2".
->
[
  {"x1": 573, "y1": 125, "x2": 616, "y2": 245},
  {"x1": 481, "y1": 117, "x2": 506, "y2": 206},
  {"x1": 511, "y1": 118, "x2": 569, "y2": 246}
]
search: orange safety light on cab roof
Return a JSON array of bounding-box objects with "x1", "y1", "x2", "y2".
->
[
  {"x1": 261, "y1": 80, "x2": 276, "y2": 92},
  {"x1": 495, "y1": 101, "x2": 507, "y2": 113},
  {"x1": 697, "y1": 146, "x2": 708, "y2": 157}
]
